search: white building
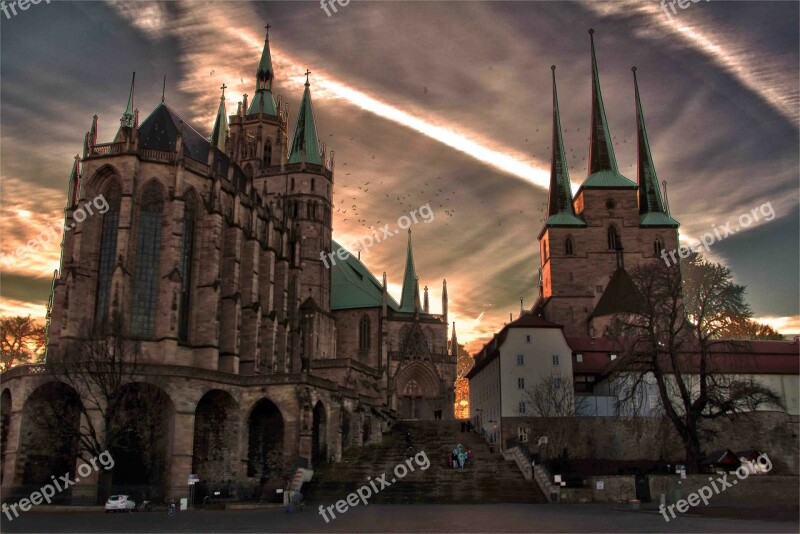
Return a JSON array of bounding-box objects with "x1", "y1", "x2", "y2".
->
[{"x1": 466, "y1": 314, "x2": 574, "y2": 446}]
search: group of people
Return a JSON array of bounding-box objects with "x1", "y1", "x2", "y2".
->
[{"x1": 450, "y1": 443, "x2": 473, "y2": 469}]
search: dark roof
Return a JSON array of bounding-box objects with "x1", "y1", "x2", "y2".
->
[
  {"x1": 590, "y1": 267, "x2": 646, "y2": 318},
  {"x1": 701, "y1": 449, "x2": 739, "y2": 466},
  {"x1": 138, "y1": 103, "x2": 211, "y2": 161},
  {"x1": 567, "y1": 336, "x2": 800, "y2": 375}
]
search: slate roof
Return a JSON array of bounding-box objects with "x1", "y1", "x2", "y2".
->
[{"x1": 330, "y1": 241, "x2": 399, "y2": 311}]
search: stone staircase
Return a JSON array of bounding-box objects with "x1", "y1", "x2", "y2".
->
[{"x1": 304, "y1": 420, "x2": 547, "y2": 504}]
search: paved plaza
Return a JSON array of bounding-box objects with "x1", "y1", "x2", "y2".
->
[{"x1": 1, "y1": 504, "x2": 798, "y2": 533}]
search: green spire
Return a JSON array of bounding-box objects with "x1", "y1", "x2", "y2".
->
[
  {"x1": 288, "y1": 72, "x2": 322, "y2": 165},
  {"x1": 248, "y1": 27, "x2": 278, "y2": 116},
  {"x1": 210, "y1": 84, "x2": 229, "y2": 152},
  {"x1": 583, "y1": 30, "x2": 637, "y2": 190},
  {"x1": 588, "y1": 29, "x2": 617, "y2": 175},
  {"x1": 634, "y1": 67, "x2": 679, "y2": 227},
  {"x1": 546, "y1": 66, "x2": 584, "y2": 227},
  {"x1": 120, "y1": 72, "x2": 135, "y2": 128},
  {"x1": 399, "y1": 230, "x2": 422, "y2": 312}
]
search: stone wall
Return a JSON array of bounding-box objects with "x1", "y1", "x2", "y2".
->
[
  {"x1": 503, "y1": 411, "x2": 799, "y2": 474},
  {"x1": 649, "y1": 475, "x2": 800, "y2": 506}
]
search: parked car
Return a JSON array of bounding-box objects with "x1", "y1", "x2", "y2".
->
[{"x1": 105, "y1": 495, "x2": 136, "y2": 512}]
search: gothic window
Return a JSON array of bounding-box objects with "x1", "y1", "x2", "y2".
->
[
  {"x1": 311, "y1": 178, "x2": 315, "y2": 191},
  {"x1": 263, "y1": 138, "x2": 272, "y2": 166},
  {"x1": 358, "y1": 314, "x2": 370, "y2": 351},
  {"x1": 653, "y1": 237, "x2": 664, "y2": 256},
  {"x1": 130, "y1": 182, "x2": 164, "y2": 338},
  {"x1": 565, "y1": 237, "x2": 574, "y2": 256},
  {"x1": 94, "y1": 181, "x2": 122, "y2": 327},
  {"x1": 293, "y1": 201, "x2": 299, "y2": 218},
  {"x1": 607, "y1": 226, "x2": 620, "y2": 251},
  {"x1": 178, "y1": 193, "x2": 197, "y2": 342},
  {"x1": 309, "y1": 201, "x2": 316, "y2": 220},
  {"x1": 291, "y1": 177, "x2": 295, "y2": 191}
]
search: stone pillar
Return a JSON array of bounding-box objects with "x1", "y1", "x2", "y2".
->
[{"x1": 168, "y1": 410, "x2": 195, "y2": 501}]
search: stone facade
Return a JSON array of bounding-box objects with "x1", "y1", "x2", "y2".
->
[{"x1": 0, "y1": 32, "x2": 455, "y2": 504}]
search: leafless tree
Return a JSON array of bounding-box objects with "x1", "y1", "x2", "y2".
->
[
  {"x1": 607, "y1": 252, "x2": 784, "y2": 472},
  {"x1": 522, "y1": 371, "x2": 586, "y2": 459},
  {"x1": 35, "y1": 315, "x2": 170, "y2": 496},
  {"x1": 1, "y1": 315, "x2": 47, "y2": 371}
]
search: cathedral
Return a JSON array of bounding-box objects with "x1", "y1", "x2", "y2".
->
[
  {"x1": 532, "y1": 30, "x2": 680, "y2": 335},
  {"x1": 0, "y1": 29, "x2": 455, "y2": 502}
]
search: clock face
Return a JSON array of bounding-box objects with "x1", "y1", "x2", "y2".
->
[{"x1": 605, "y1": 199, "x2": 616, "y2": 210}]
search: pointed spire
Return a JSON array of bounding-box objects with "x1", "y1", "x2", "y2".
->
[
  {"x1": 399, "y1": 230, "x2": 422, "y2": 312},
  {"x1": 247, "y1": 26, "x2": 278, "y2": 115},
  {"x1": 633, "y1": 67, "x2": 679, "y2": 227},
  {"x1": 451, "y1": 322, "x2": 458, "y2": 359},
  {"x1": 120, "y1": 72, "x2": 136, "y2": 128},
  {"x1": 582, "y1": 30, "x2": 637, "y2": 190},
  {"x1": 67, "y1": 155, "x2": 81, "y2": 206},
  {"x1": 423, "y1": 285, "x2": 430, "y2": 313},
  {"x1": 288, "y1": 72, "x2": 322, "y2": 165},
  {"x1": 546, "y1": 66, "x2": 584, "y2": 227},
  {"x1": 442, "y1": 279, "x2": 448, "y2": 320},
  {"x1": 211, "y1": 84, "x2": 229, "y2": 152},
  {"x1": 588, "y1": 30, "x2": 616, "y2": 175}
]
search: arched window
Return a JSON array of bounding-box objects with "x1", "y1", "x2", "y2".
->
[
  {"x1": 358, "y1": 315, "x2": 370, "y2": 351},
  {"x1": 131, "y1": 182, "x2": 164, "y2": 338},
  {"x1": 565, "y1": 237, "x2": 574, "y2": 256},
  {"x1": 311, "y1": 178, "x2": 315, "y2": 191},
  {"x1": 309, "y1": 202, "x2": 317, "y2": 220},
  {"x1": 263, "y1": 138, "x2": 272, "y2": 166},
  {"x1": 607, "y1": 226, "x2": 620, "y2": 251},
  {"x1": 293, "y1": 201, "x2": 299, "y2": 218},
  {"x1": 653, "y1": 237, "x2": 664, "y2": 256},
  {"x1": 178, "y1": 193, "x2": 197, "y2": 342},
  {"x1": 94, "y1": 181, "x2": 122, "y2": 327},
  {"x1": 290, "y1": 177, "x2": 295, "y2": 191}
]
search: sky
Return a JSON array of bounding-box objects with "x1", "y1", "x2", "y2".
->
[{"x1": 1, "y1": 0, "x2": 798, "y2": 354}]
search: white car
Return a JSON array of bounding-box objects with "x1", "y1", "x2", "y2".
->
[{"x1": 105, "y1": 495, "x2": 136, "y2": 512}]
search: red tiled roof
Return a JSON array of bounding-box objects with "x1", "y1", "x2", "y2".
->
[{"x1": 567, "y1": 336, "x2": 799, "y2": 375}]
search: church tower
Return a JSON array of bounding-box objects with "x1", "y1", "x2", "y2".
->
[{"x1": 535, "y1": 30, "x2": 679, "y2": 335}]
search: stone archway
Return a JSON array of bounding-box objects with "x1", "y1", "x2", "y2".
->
[
  {"x1": 107, "y1": 382, "x2": 173, "y2": 500},
  {"x1": 312, "y1": 401, "x2": 327, "y2": 466},
  {"x1": 246, "y1": 398, "x2": 285, "y2": 481},
  {"x1": 394, "y1": 362, "x2": 442, "y2": 420},
  {"x1": 191, "y1": 390, "x2": 238, "y2": 499},
  {"x1": 18, "y1": 382, "x2": 82, "y2": 502}
]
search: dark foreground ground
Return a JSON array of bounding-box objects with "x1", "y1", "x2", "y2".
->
[{"x1": 1, "y1": 503, "x2": 798, "y2": 533}]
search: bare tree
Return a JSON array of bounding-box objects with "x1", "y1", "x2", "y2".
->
[
  {"x1": 522, "y1": 372, "x2": 586, "y2": 459},
  {"x1": 607, "y1": 252, "x2": 784, "y2": 472},
  {"x1": 36, "y1": 315, "x2": 170, "y2": 497},
  {"x1": 1, "y1": 315, "x2": 47, "y2": 371}
]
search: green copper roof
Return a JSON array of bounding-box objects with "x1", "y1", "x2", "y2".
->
[
  {"x1": 583, "y1": 169, "x2": 637, "y2": 189},
  {"x1": 331, "y1": 241, "x2": 399, "y2": 311},
  {"x1": 247, "y1": 90, "x2": 278, "y2": 116},
  {"x1": 210, "y1": 88, "x2": 229, "y2": 152},
  {"x1": 288, "y1": 80, "x2": 322, "y2": 165},
  {"x1": 546, "y1": 66, "x2": 585, "y2": 228},
  {"x1": 247, "y1": 31, "x2": 278, "y2": 116},
  {"x1": 639, "y1": 212, "x2": 679, "y2": 227},
  {"x1": 399, "y1": 231, "x2": 422, "y2": 312},
  {"x1": 582, "y1": 30, "x2": 636, "y2": 191},
  {"x1": 633, "y1": 68, "x2": 679, "y2": 228}
]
